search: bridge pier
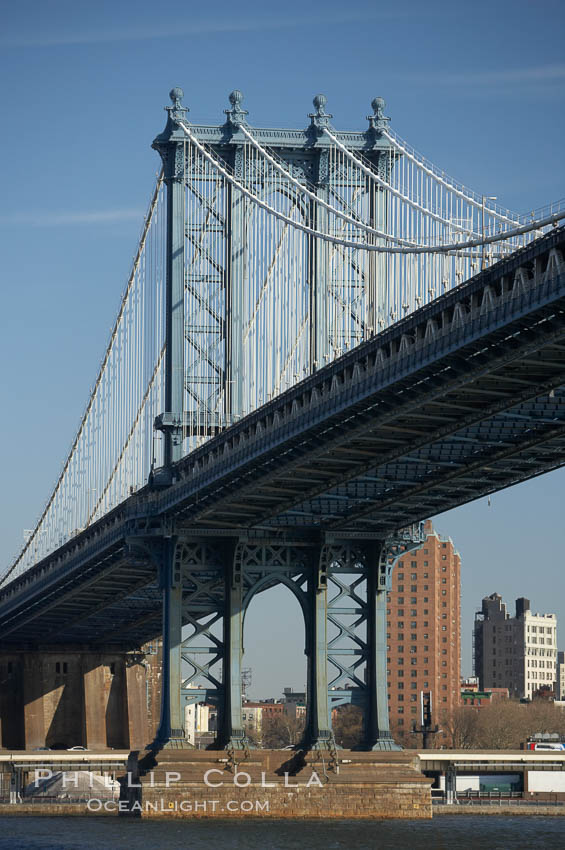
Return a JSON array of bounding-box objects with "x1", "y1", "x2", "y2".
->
[
  {"x1": 154, "y1": 539, "x2": 186, "y2": 747},
  {"x1": 219, "y1": 552, "x2": 246, "y2": 749},
  {"x1": 365, "y1": 552, "x2": 400, "y2": 751},
  {"x1": 151, "y1": 534, "x2": 424, "y2": 752},
  {"x1": 0, "y1": 648, "x2": 160, "y2": 751},
  {"x1": 303, "y1": 551, "x2": 333, "y2": 749}
]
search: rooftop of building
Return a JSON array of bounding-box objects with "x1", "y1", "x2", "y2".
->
[{"x1": 421, "y1": 520, "x2": 461, "y2": 557}]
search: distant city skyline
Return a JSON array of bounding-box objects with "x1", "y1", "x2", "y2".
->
[{"x1": 1, "y1": 0, "x2": 563, "y2": 695}]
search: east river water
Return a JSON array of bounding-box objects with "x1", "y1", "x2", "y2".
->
[{"x1": 1, "y1": 815, "x2": 564, "y2": 849}]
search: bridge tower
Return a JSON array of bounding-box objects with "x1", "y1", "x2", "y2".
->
[{"x1": 148, "y1": 88, "x2": 419, "y2": 751}]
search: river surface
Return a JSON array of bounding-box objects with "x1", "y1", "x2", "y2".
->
[{"x1": 1, "y1": 815, "x2": 564, "y2": 849}]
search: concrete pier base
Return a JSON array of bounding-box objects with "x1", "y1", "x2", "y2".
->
[
  {"x1": 0, "y1": 646, "x2": 162, "y2": 751},
  {"x1": 121, "y1": 748, "x2": 432, "y2": 819}
]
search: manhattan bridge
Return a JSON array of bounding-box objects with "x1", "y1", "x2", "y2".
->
[{"x1": 1, "y1": 88, "x2": 564, "y2": 752}]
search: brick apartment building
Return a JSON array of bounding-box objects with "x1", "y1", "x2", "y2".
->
[{"x1": 387, "y1": 521, "x2": 461, "y2": 742}]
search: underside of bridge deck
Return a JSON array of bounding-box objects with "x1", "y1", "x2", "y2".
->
[{"x1": 1, "y1": 228, "x2": 564, "y2": 752}]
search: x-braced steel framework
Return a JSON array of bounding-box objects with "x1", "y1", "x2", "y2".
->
[
  {"x1": 151, "y1": 88, "x2": 395, "y2": 478},
  {"x1": 152, "y1": 526, "x2": 424, "y2": 751}
]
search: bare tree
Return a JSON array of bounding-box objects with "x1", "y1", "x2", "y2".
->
[
  {"x1": 437, "y1": 698, "x2": 565, "y2": 750},
  {"x1": 439, "y1": 705, "x2": 479, "y2": 749},
  {"x1": 261, "y1": 714, "x2": 305, "y2": 749},
  {"x1": 332, "y1": 705, "x2": 364, "y2": 749}
]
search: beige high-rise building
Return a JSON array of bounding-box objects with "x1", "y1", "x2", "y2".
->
[
  {"x1": 474, "y1": 594, "x2": 558, "y2": 699},
  {"x1": 386, "y1": 521, "x2": 461, "y2": 741}
]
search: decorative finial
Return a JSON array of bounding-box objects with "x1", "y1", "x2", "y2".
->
[
  {"x1": 165, "y1": 87, "x2": 188, "y2": 122},
  {"x1": 225, "y1": 90, "x2": 249, "y2": 127},
  {"x1": 308, "y1": 94, "x2": 333, "y2": 133},
  {"x1": 367, "y1": 97, "x2": 390, "y2": 133}
]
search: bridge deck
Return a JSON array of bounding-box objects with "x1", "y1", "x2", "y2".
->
[{"x1": 1, "y1": 228, "x2": 564, "y2": 648}]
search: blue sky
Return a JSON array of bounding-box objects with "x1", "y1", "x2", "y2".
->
[{"x1": 0, "y1": 0, "x2": 563, "y2": 693}]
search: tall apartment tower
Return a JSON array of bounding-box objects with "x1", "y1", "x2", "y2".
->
[
  {"x1": 474, "y1": 594, "x2": 558, "y2": 699},
  {"x1": 387, "y1": 521, "x2": 461, "y2": 740}
]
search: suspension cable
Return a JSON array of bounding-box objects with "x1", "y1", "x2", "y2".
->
[
  {"x1": 381, "y1": 128, "x2": 520, "y2": 225},
  {"x1": 178, "y1": 122, "x2": 565, "y2": 254},
  {"x1": 1, "y1": 173, "x2": 165, "y2": 585}
]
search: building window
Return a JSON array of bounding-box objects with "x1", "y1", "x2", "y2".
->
[
  {"x1": 398, "y1": 585, "x2": 404, "y2": 592},
  {"x1": 398, "y1": 622, "x2": 404, "y2": 629},
  {"x1": 411, "y1": 670, "x2": 417, "y2": 678}
]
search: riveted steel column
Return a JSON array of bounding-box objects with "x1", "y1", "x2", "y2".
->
[
  {"x1": 164, "y1": 172, "x2": 185, "y2": 465},
  {"x1": 155, "y1": 537, "x2": 184, "y2": 745},
  {"x1": 367, "y1": 180, "x2": 388, "y2": 336},
  {"x1": 310, "y1": 148, "x2": 330, "y2": 372},
  {"x1": 152, "y1": 89, "x2": 188, "y2": 470},
  {"x1": 304, "y1": 548, "x2": 332, "y2": 748},
  {"x1": 220, "y1": 546, "x2": 245, "y2": 748},
  {"x1": 225, "y1": 145, "x2": 245, "y2": 420},
  {"x1": 365, "y1": 543, "x2": 400, "y2": 751}
]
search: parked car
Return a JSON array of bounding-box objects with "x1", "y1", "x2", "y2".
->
[{"x1": 67, "y1": 746, "x2": 88, "y2": 751}]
